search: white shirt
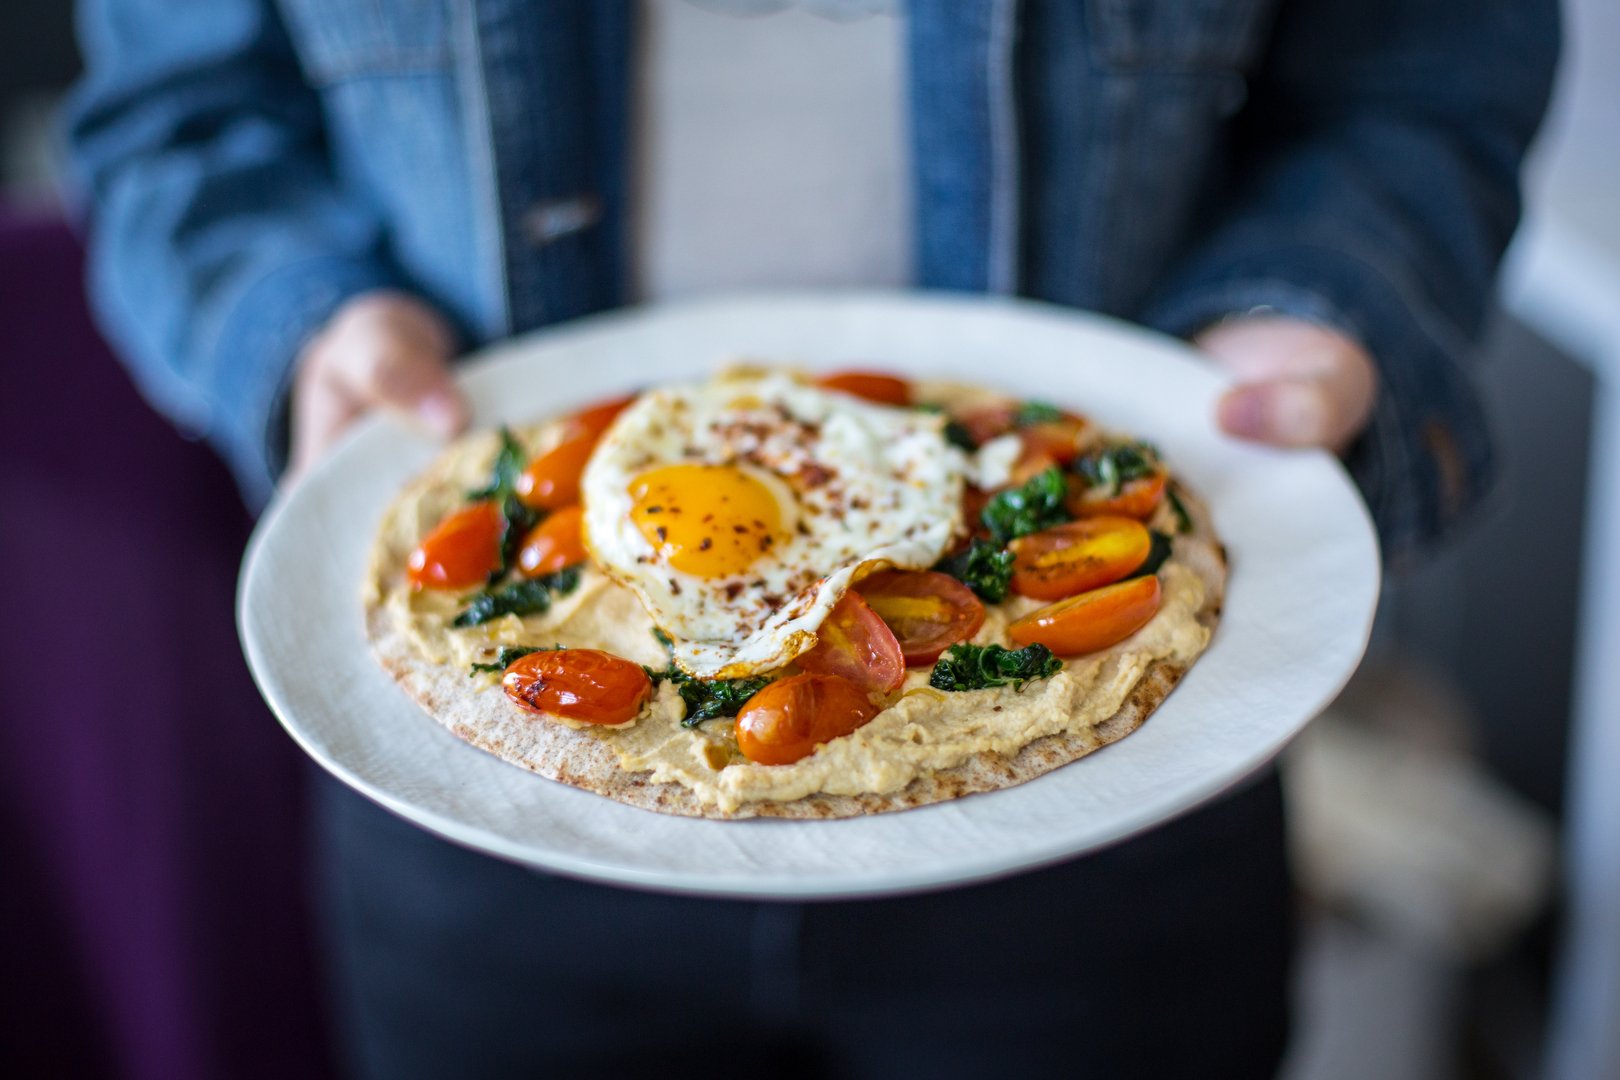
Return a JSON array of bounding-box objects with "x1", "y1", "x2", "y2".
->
[{"x1": 634, "y1": 0, "x2": 910, "y2": 301}]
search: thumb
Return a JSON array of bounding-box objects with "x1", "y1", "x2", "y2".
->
[
  {"x1": 1217, "y1": 378, "x2": 1335, "y2": 448},
  {"x1": 341, "y1": 323, "x2": 470, "y2": 439}
]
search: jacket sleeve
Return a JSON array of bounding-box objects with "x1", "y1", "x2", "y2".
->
[
  {"x1": 64, "y1": 0, "x2": 406, "y2": 505},
  {"x1": 1142, "y1": 0, "x2": 1558, "y2": 566}
]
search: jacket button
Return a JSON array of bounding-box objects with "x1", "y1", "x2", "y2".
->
[{"x1": 522, "y1": 195, "x2": 603, "y2": 247}]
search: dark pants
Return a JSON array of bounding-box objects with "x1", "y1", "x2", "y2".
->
[{"x1": 315, "y1": 770, "x2": 1292, "y2": 1080}]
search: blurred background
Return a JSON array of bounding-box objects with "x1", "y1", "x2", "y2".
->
[{"x1": 2, "y1": 2, "x2": 1616, "y2": 1079}]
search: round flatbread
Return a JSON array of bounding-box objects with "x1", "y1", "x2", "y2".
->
[{"x1": 362, "y1": 377, "x2": 1226, "y2": 820}]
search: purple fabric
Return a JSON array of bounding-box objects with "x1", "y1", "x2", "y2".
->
[{"x1": 0, "y1": 207, "x2": 335, "y2": 1080}]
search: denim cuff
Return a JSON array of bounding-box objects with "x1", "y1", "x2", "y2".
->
[
  {"x1": 209, "y1": 254, "x2": 404, "y2": 509},
  {"x1": 1143, "y1": 242, "x2": 1496, "y2": 569}
]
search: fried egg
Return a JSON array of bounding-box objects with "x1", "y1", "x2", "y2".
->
[{"x1": 581, "y1": 369, "x2": 963, "y2": 678}]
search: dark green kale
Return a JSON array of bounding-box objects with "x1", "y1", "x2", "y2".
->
[
  {"x1": 916, "y1": 402, "x2": 977, "y2": 451},
  {"x1": 1165, "y1": 484, "x2": 1193, "y2": 535},
  {"x1": 935, "y1": 538, "x2": 1016, "y2": 603},
  {"x1": 467, "y1": 427, "x2": 528, "y2": 501},
  {"x1": 1014, "y1": 401, "x2": 1065, "y2": 427},
  {"x1": 467, "y1": 644, "x2": 549, "y2": 677},
  {"x1": 465, "y1": 427, "x2": 539, "y2": 580},
  {"x1": 980, "y1": 466, "x2": 1071, "y2": 544},
  {"x1": 453, "y1": 567, "x2": 581, "y2": 628},
  {"x1": 1072, "y1": 441, "x2": 1161, "y2": 496},
  {"x1": 642, "y1": 665, "x2": 774, "y2": 728},
  {"x1": 1129, "y1": 530, "x2": 1174, "y2": 579},
  {"x1": 929, "y1": 643, "x2": 1063, "y2": 692}
]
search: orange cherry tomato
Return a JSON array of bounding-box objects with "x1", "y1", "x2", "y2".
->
[
  {"x1": 407, "y1": 501, "x2": 502, "y2": 590},
  {"x1": 517, "y1": 505, "x2": 587, "y2": 578},
  {"x1": 513, "y1": 394, "x2": 636, "y2": 512},
  {"x1": 1019, "y1": 414, "x2": 1090, "y2": 466},
  {"x1": 817, "y1": 371, "x2": 913, "y2": 406},
  {"x1": 1008, "y1": 517, "x2": 1152, "y2": 601},
  {"x1": 856, "y1": 570, "x2": 986, "y2": 665},
  {"x1": 515, "y1": 434, "x2": 595, "y2": 511},
  {"x1": 796, "y1": 590, "x2": 906, "y2": 693},
  {"x1": 502, "y1": 648, "x2": 652, "y2": 726},
  {"x1": 1007, "y1": 575, "x2": 1162, "y2": 656},
  {"x1": 1010, "y1": 446, "x2": 1064, "y2": 486},
  {"x1": 1069, "y1": 469, "x2": 1168, "y2": 520},
  {"x1": 565, "y1": 393, "x2": 636, "y2": 442},
  {"x1": 735, "y1": 673, "x2": 879, "y2": 766}
]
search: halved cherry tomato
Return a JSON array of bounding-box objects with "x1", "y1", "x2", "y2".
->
[
  {"x1": 517, "y1": 505, "x2": 587, "y2": 577},
  {"x1": 796, "y1": 590, "x2": 906, "y2": 693},
  {"x1": 735, "y1": 673, "x2": 879, "y2": 766},
  {"x1": 515, "y1": 434, "x2": 595, "y2": 511},
  {"x1": 856, "y1": 570, "x2": 985, "y2": 665},
  {"x1": 407, "y1": 501, "x2": 502, "y2": 590},
  {"x1": 1007, "y1": 575, "x2": 1162, "y2": 656},
  {"x1": 957, "y1": 403, "x2": 1020, "y2": 447},
  {"x1": 817, "y1": 371, "x2": 913, "y2": 406},
  {"x1": 1008, "y1": 517, "x2": 1151, "y2": 601},
  {"x1": 514, "y1": 394, "x2": 637, "y2": 512},
  {"x1": 1019, "y1": 414, "x2": 1090, "y2": 466},
  {"x1": 1069, "y1": 469, "x2": 1168, "y2": 520},
  {"x1": 1010, "y1": 446, "x2": 1063, "y2": 486},
  {"x1": 565, "y1": 393, "x2": 636, "y2": 442},
  {"x1": 502, "y1": 648, "x2": 652, "y2": 726}
]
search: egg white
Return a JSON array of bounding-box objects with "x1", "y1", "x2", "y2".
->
[{"x1": 581, "y1": 369, "x2": 964, "y2": 678}]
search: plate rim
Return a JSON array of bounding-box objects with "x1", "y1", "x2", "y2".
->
[{"x1": 238, "y1": 289, "x2": 1381, "y2": 899}]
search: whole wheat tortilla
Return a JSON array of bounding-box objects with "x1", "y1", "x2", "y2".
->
[{"x1": 363, "y1": 408, "x2": 1226, "y2": 820}]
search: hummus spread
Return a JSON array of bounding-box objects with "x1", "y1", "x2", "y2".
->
[{"x1": 363, "y1": 379, "x2": 1222, "y2": 816}]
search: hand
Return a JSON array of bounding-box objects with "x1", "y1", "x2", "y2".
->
[
  {"x1": 1195, "y1": 316, "x2": 1378, "y2": 453},
  {"x1": 288, "y1": 291, "x2": 470, "y2": 482}
]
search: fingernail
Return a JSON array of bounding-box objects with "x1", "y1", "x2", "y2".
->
[
  {"x1": 1218, "y1": 387, "x2": 1267, "y2": 439},
  {"x1": 418, "y1": 392, "x2": 464, "y2": 436}
]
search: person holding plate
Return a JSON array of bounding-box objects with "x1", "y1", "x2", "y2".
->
[{"x1": 65, "y1": 0, "x2": 1556, "y2": 1076}]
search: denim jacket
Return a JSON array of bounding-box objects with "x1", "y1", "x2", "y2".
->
[{"x1": 65, "y1": 0, "x2": 1556, "y2": 563}]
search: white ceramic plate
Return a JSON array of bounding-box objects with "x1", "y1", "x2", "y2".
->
[{"x1": 239, "y1": 292, "x2": 1379, "y2": 899}]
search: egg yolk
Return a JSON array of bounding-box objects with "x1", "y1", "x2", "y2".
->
[{"x1": 629, "y1": 464, "x2": 785, "y2": 578}]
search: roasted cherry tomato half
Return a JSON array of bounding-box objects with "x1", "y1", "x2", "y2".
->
[
  {"x1": 796, "y1": 590, "x2": 906, "y2": 693},
  {"x1": 514, "y1": 394, "x2": 636, "y2": 512},
  {"x1": 856, "y1": 570, "x2": 986, "y2": 665},
  {"x1": 1008, "y1": 517, "x2": 1152, "y2": 601},
  {"x1": 1007, "y1": 575, "x2": 1162, "y2": 656},
  {"x1": 1069, "y1": 469, "x2": 1168, "y2": 520},
  {"x1": 565, "y1": 393, "x2": 636, "y2": 442},
  {"x1": 1019, "y1": 413, "x2": 1090, "y2": 466},
  {"x1": 956, "y1": 403, "x2": 1020, "y2": 447},
  {"x1": 517, "y1": 504, "x2": 587, "y2": 578},
  {"x1": 502, "y1": 648, "x2": 652, "y2": 726},
  {"x1": 515, "y1": 434, "x2": 595, "y2": 511},
  {"x1": 735, "y1": 673, "x2": 879, "y2": 766},
  {"x1": 816, "y1": 371, "x2": 913, "y2": 407},
  {"x1": 407, "y1": 501, "x2": 502, "y2": 590}
]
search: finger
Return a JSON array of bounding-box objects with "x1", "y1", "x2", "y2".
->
[
  {"x1": 345, "y1": 343, "x2": 470, "y2": 439},
  {"x1": 290, "y1": 375, "x2": 364, "y2": 481},
  {"x1": 1218, "y1": 378, "x2": 1337, "y2": 448}
]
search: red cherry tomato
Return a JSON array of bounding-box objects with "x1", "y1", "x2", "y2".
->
[
  {"x1": 796, "y1": 590, "x2": 906, "y2": 693},
  {"x1": 1008, "y1": 517, "x2": 1152, "y2": 601},
  {"x1": 1007, "y1": 575, "x2": 1162, "y2": 656},
  {"x1": 856, "y1": 570, "x2": 986, "y2": 665},
  {"x1": 517, "y1": 505, "x2": 587, "y2": 578},
  {"x1": 735, "y1": 673, "x2": 879, "y2": 766},
  {"x1": 1069, "y1": 469, "x2": 1168, "y2": 520},
  {"x1": 501, "y1": 649, "x2": 652, "y2": 726},
  {"x1": 817, "y1": 371, "x2": 913, "y2": 406},
  {"x1": 407, "y1": 501, "x2": 502, "y2": 590}
]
